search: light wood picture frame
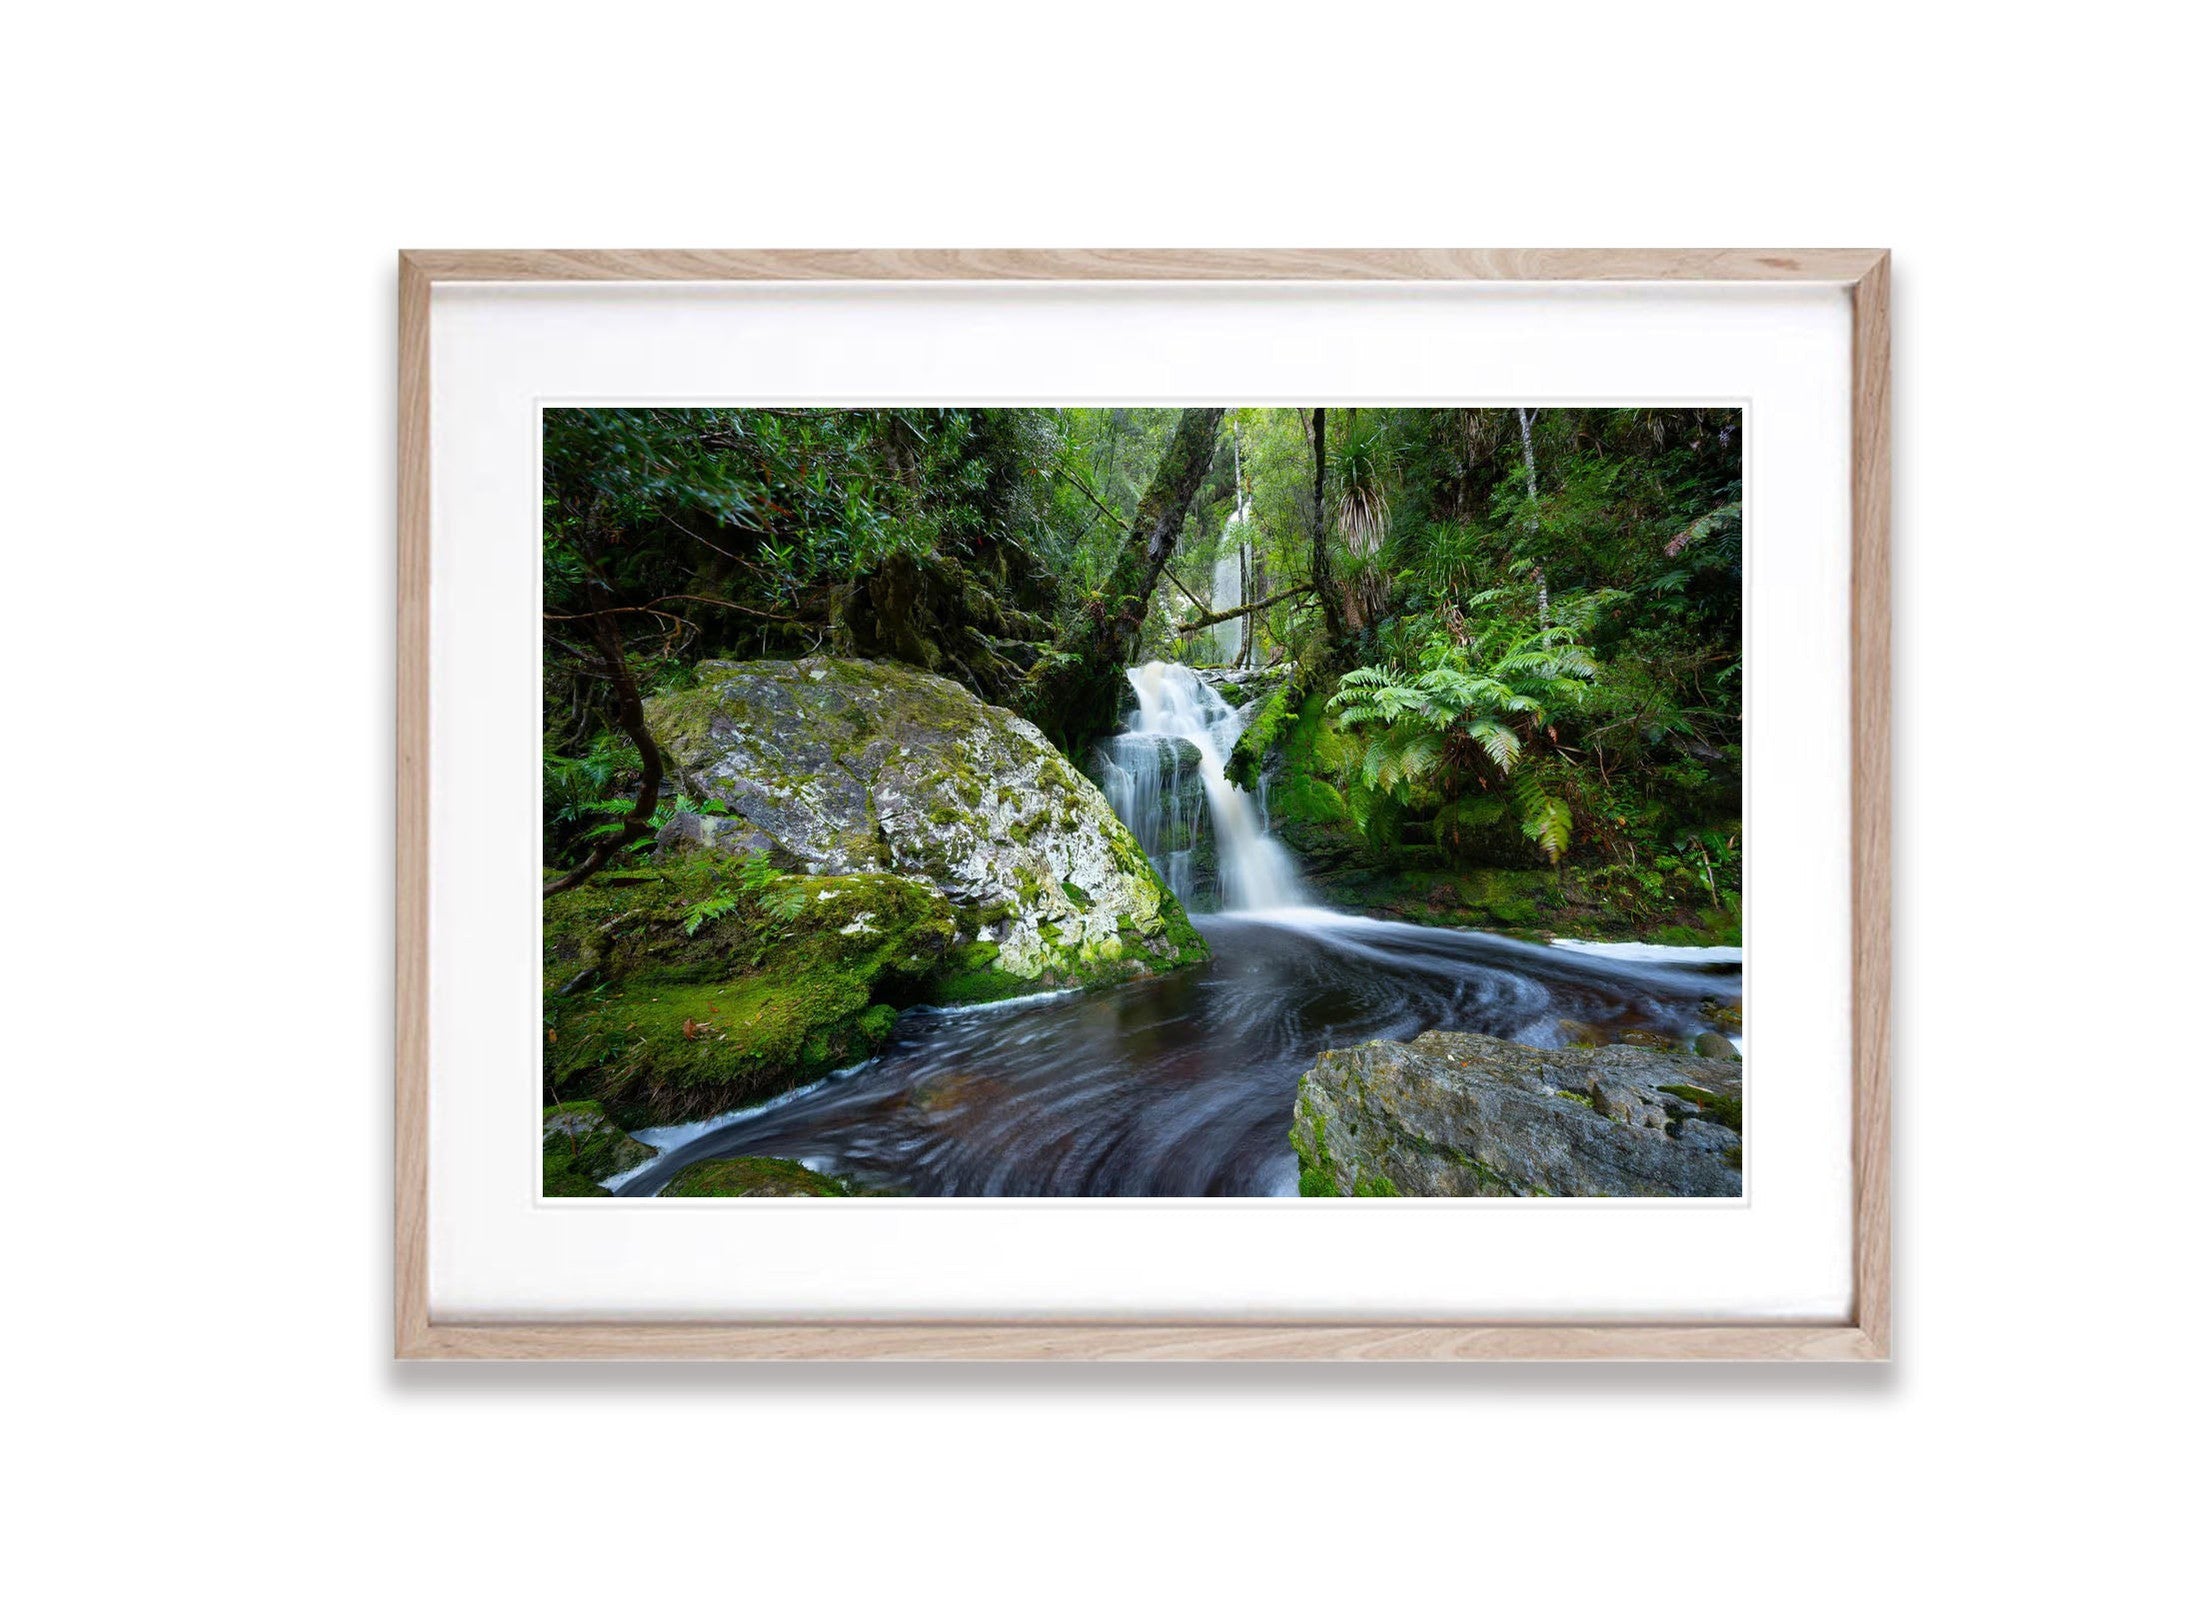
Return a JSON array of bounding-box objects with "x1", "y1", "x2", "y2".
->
[{"x1": 397, "y1": 248, "x2": 1890, "y2": 1360}]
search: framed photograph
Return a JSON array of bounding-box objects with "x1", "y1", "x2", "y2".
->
[{"x1": 397, "y1": 249, "x2": 1889, "y2": 1359}]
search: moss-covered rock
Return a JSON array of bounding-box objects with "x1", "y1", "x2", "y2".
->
[
  {"x1": 545, "y1": 858, "x2": 959, "y2": 1123},
  {"x1": 1221, "y1": 672, "x2": 1299, "y2": 786},
  {"x1": 644, "y1": 656, "x2": 1207, "y2": 1001},
  {"x1": 1293, "y1": 1030, "x2": 1743, "y2": 1198},
  {"x1": 541, "y1": 1101, "x2": 657, "y2": 1196},
  {"x1": 661, "y1": 1156, "x2": 851, "y2": 1198}
]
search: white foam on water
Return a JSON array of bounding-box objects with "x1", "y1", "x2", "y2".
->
[
  {"x1": 1548, "y1": 939, "x2": 1743, "y2": 966},
  {"x1": 602, "y1": 1056, "x2": 884, "y2": 1193}
]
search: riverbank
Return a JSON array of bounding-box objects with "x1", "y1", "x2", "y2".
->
[
  {"x1": 598, "y1": 909, "x2": 1742, "y2": 1198},
  {"x1": 1233, "y1": 681, "x2": 1741, "y2": 947},
  {"x1": 1290, "y1": 859, "x2": 1741, "y2": 947}
]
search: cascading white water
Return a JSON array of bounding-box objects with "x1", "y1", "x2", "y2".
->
[
  {"x1": 1096, "y1": 715, "x2": 1203, "y2": 905},
  {"x1": 1211, "y1": 546, "x2": 1242, "y2": 665},
  {"x1": 1098, "y1": 661, "x2": 1302, "y2": 912}
]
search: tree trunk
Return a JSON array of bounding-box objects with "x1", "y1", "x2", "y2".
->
[
  {"x1": 1518, "y1": 406, "x2": 1549, "y2": 634},
  {"x1": 1305, "y1": 407, "x2": 1349, "y2": 649},
  {"x1": 1024, "y1": 406, "x2": 1224, "y2": 748},
  {"x1": 1235, "y1": 541, "x2": 1254, "y2": 667},
  {"x1": 542, "y1": 610, "x2": 665, "y2": 898}
]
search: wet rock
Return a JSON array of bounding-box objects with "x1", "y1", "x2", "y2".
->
[
  {"x1": 1292, "y1": 1030, "x2": 1743, "y2": 1198},
  {"x1": 542, "y1": 1101, "x2": 657, "y2": 1196},
  {"x1": 644, "y1": 656, "x2": 1205, "y2": 998},
  {"x1": 1692, "y1": 1031, "x2": 1741, "y2": 1060}
]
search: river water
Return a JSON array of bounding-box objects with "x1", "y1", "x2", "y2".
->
[
  {"x1": 612, "y1": 663, "x2": 1738, "y2": 1198},
  {"x1": 612, "y1": 909, "x2": 1740, "y2": 1197}
]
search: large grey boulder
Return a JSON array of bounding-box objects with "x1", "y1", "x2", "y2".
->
[
  {"x1": 1292, "y1": 1030, "x2": 1742, "y2": 1198},
  {"x1": 645, "y1": 656, "x2": 1204, "y2": 992}
]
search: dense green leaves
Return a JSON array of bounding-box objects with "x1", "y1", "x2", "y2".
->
[{"x1": 540, "y1": 404, "x2": 1741, "y2": 889}]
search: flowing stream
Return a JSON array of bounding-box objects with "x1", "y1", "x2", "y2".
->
[{"x1": 614, "y1": 664, "x2": 1740, "y2": 1198}]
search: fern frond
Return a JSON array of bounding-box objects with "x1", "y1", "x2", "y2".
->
[
  {"x1": 1510, "y1": 764, "x2": 1573, "y2": 863},
  {"x1": 1466, "y1": 718, "x2": 1521, "y2": 772},
  {"x1": 681, "y1": 894, "x2": 741, "y2": 936}
]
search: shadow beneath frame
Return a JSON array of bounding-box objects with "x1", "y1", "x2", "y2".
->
[{"x1": 386, "y1": 1355, "x2": 1899, "y2": 1401}]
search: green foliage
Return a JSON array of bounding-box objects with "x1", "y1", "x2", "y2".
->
[
  {"x1": 1332, "y1": 605, "x2": 1596, "y2": 861},
  {"x1": 1507, "y1": 763, "x2": 1574, "y2": 864},
  {"x1": 539, "y1": 404, "x2": 1742, "y2": 917},
  {"x1": 680, "y1": 893, "x2": 740, "y2": 937}
]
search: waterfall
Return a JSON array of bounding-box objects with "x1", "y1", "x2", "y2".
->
[
  {"x1": 1097, "y1": 661, "x2": 1302, "y2": 912},
  {"x1": 1211, "y1": 547, "x2": 1242, "y2": 665}
]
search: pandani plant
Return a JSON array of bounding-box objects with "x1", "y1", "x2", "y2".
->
[{"x1": 1328, "y1": 410, "x2": 1395, "y2": 629}]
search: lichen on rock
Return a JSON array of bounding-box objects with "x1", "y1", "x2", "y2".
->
[
  {"x1": 645, "y1": 656, "x2": 1207, "y2": 1000},
  {"x1": 1291, "y1": 1029, "x2": 1743, "y2": 1198}
]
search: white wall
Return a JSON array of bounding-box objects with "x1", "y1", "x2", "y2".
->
[{"x1": 9, "y1": 3, "x2": 2185, "y2": 1594}]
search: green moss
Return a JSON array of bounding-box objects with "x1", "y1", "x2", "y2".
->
[
  {"x1": 663, "y1": 1156, "x2": 851, "y2": 1197},
  {"x1": 1291, "y1": 1108, "x2": 1345, "y2": 1196},
  {"x1": 1268, "y1": 773, "x2": 1351, "y2": 826},
  {"x1": 1658, "y1": 1084, "x2": 1743, "y2": 1134},
  {"x1": 856, "y1": 1002, "x2": 898, "y2": 1046},
  {"x1": 543, "y1": 1169, "x2": 609, "y2": 1197},
  {"x1": 929, "y1": 962, "x2": 1050, "y2": 1006},
  {"x1": 951, "y1": 940, "x2": 1000, "y2": 972},
  {"x1": 1291, "y1": 1111, "x2": 1339, "y2": 1197},
  {"x1": 541, "y1": 1100, "x2": 655, "y2": 1196},
  {"x1": 1296, "y1": 1166, "x2": 1339, "y2": 1198},
  {"x1": 545, "y1": 860, "x2": 955, "y2": 1124},
  {"x1": 1145, "y1": 881, "x2": 1207, "y2": 965},
  {"x1": 1224, "y1": 684, "x2": 1301, "y2": 786},
  {"x1": 1280, "y1": 697, "x2": 1361, "y2": 777}
]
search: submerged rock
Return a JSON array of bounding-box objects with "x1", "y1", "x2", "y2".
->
[
  {"x1": 646, "y1": 656, "x2": 1205, "y2": 1000},
  {"x1": 1292, "y1": 1029, "x2": 1743, "y2": 1198},
  {"x1": 541, "y1": 1101, "x2": 657, "y2": 1196}
]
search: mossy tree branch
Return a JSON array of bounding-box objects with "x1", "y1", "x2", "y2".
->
[{"x1": 1173, "y1": 583, "x2": 1314, "y2": 635}]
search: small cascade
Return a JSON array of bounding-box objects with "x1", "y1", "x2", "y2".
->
[
  {"x1": 1096, "y1": 724, "x2": 1204, "y2": 905},
  {"x1": 1096, "y1": 661, "x2": 1302, "y2": 912}
]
